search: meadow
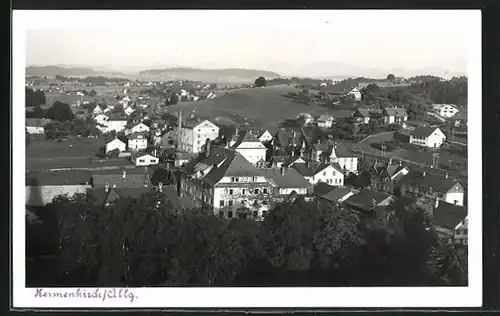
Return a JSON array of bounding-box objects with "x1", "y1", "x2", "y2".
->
[{"x1": 166, "y1": 86, "x2": 354, "y2": 130}]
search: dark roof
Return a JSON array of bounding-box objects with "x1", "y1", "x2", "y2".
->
[
  {"x1": 275, "y1": 128, "x2": 303, "y2": 147},
  {"x1": 400, "y1": 172, "x2": 462, "y2": 193},
  {"x1": 282, "y1": 156, "x2": 304, "y2": 167},
  {"x1": 108, "y1": 116, "x2": 128, "y2": 122},
  {"x1": 331, "y1": 142, "x2": 354, "y2": 158},
  {"x1": 92, "y1": 170, "x2": 152, "y2": 188},
  {"x1": 182, "y1": 119, "x2": 203, "y2": 129},
  {"x1": 26, "y1": 170, "x2": 92, "y2": 186},
  {"x1": 355, "y1": 108, "x2": 371, "y2": 117},
  {"x1": 344, "y1": 188, "x2": 393, "y2": 212},
  {"x1": 410, "y1": 126, "x2": 441, "y2": 139},
  {"x1": 230, "y1": 130, "x2": 262, "y2": 149},
  {"x1": 26, "y1": 118, "x2": 53, "y2": 127},
  {"x1": 322, "y1": 186, "x2": 355, "y2": 203},
  {"x1": 291, "y1": 162, "x2": 339, "y2": 177},
  {"x1": 383, "y1": 107, "x2": 408, "y2": 117},
  {"x1": 434, "y1": 201, "x2": 467, "y2": 230},
  {"x1": 129, "y1": 132, "x2": 147, "y2": 140},
  {"x1": 185, "y1": 147, "x2": 256, "y2": 186},
  {"x1": 256, "y1": 168, "x2": 311, "y2": 189},
  {"x1": 314, "y1": 182, "x2": 336, "y2": 196}
]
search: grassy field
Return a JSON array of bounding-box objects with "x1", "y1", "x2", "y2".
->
[
  {"x1": 166, "y1": 86, "x2": 354, "y2": 130},
  {"x1": 26, "y1": 138, "x2": 110, "y2": 159}
]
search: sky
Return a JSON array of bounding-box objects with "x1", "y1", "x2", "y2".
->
[{"x1": 22, "y1": 10, "x2": 478, "y2": 78}]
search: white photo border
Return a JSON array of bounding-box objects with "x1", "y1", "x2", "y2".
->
[{"x1": 13, "y1": 10, "x2": 482, "y2": 308}]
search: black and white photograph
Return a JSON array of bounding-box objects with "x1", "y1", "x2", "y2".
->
[{"x1": 13, "y1": 9, "x2": 482, "y2": 308}]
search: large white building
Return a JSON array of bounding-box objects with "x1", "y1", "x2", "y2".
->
[
  {"x1": 409, "y1": 126, "x2": 446, "y2": 148},
  {"x1": 97, "y1": 117, "x2": 128, "y2": 134},
  {"x1": 178, "y1": 119, "x2": 220, "y2": 153},
  {"x1": 229, "y1": 131, "x2": 267, "y2": 165},
  {"x1": 291, "y1": 162, "x2": 345, "y2": 186},
  {"x1": 328, "y1": 143, "x2": 359, "y2": 175},
  {"x1": 126, "y1": 122, "x2": 150, "y2": 136},
  {"x1": 181, "y1": 146, "x2": 310, "y2": 220},
  {"x1": 432, "y1": 104, "x2": 460, "y2": 118},
  {"x1": 134, "y1": 154, "x2": 159, "y2": 166}
]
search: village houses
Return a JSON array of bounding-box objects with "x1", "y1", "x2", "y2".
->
[
  {"x1": 290, "y1": 161, "x2": 345, "y2": 186},
  {"x1": 400, "y1": 171, "x2": 465, "y2": 206},
  {"x1": 134, "y1": 153, "x2": 159, "y2": 167},
  {"x1": 105, "y1": 138, "x2": 127, "y2": 154},
  {"x1": 125, "y1": 122, "x2": 150, "y2": 136},
  {"x1": 316, "y1": 115, "x2": 335, "y2": 128},
  {"x1": 229, "y1": 130, "x2": 268, "y2": 165},
  {"x1": 432, "y1": 104, "x2": 460, "y2": 118},
  {"x1": 382, "y1": 107, "x2": 408, "y2": 126},
  {"x1": 409, "y1": 126, "x2": 446, "y2": 148},
  {"x1": 26, "y1": 118, "x2": 53, "y2": 135}
]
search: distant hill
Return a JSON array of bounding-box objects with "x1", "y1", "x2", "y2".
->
[
  {"x1": 139, "y1": 67, "x2": 281, "y2": 83},
  {"x1": 25, "y1": 66, "x2": 129, "y2": 78}
]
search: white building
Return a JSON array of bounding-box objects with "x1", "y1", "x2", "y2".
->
[
  {"x1": 178, "y1": 120, "x2": 220, "y2": 153},
  {"x1": 316, "y1": 115, "x2": 335, "y2": 128},
  {"x1": 409, "y1": 127, "x2": 446, "y2": 148},
  {"x1": 432, "y1": 104, "x2": 460, "y2": 118},
  {"x1": 124, "y1": 106, "x2": 135, "y2": 116},
  {"x1": 257, "y1": 130, "x2": 273, "y2": 143},
  {"x1": 134, "y1": 154, "x2": 159, "y2": 166},
  {"x1": 128, "y1": 132, "x2": 148, "y2": 151},
  {"x1": 105, "y1": 138, "x2": 127, "y2": 154},
  {"x1": 93, "y1": 105, "x2": 104, "y2": 115},
  {"x1": 94, "y1": 114, "x2": 109, "y2": 126},
  {"x1": 454, "y1": 216, "x2": 468, "y2": 245},
  {"x1": 292, "y1": 162, "x2": 345, "y2": 186},
  {"x1": 347, "y1": 88, "x2": 362, "y2": 101},
  {"x1": 296, "y1": 113, "x2": 314, "y2": 125},
  {"x1": 229, "y1": 131, "x2": 267, "y2": 165},
  {"x1": 126, "y1": 122, "x2": 150, "y2": 135}
]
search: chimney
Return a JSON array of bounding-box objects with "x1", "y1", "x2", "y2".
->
[
  {"x1": 280, "y1": 166, "x2": 285, "y2": 176},
  {"x1": 235, "y1": 126, "x2": 239, "y2": 136},
  {"x1": 158, "y1": 181, "x2": 163, "y2": 192},
  {"x1": 445, "y1": 172, "x2": 449, "y2": 178},
  {"x1": 399, "y1": 160, "x2": 402, "y2": 166},
  {"x1": 435, "y1": 197, "x2": 440, "y2": 209},
  {"x1": 422, "y1": 171, "x2": 426, "y2": 177},
  {"x1": 105, "y1": 183, "x2": 109, "y2": 192},
  {"x1": 123, "y1": 170, "x2": 127, "y2": 179},
  {"x1": 389, "y1": 158, "x2": 393, "y2": 165}
]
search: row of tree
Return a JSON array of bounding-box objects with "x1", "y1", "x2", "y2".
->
[{"x1": 39, "y1": 191, "x2": 467, "y2": 287}]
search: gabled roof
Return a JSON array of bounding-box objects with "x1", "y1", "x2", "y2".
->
[
  {"x1": 184, "y1": 147, "x2": 256, "y2": 186},
  {"x1": 410, "y1": 126, "x2": 442, "y2": 139},
  {"x1": 230, "y1": 130, "x2": 265, "y2": 149},
  {"x1": 292, "y1": 162, "x2": 342, "y2": 177},
  {"x1": 275, "y1": 128, "x2": 303, "y2": 147},
  {"x1": 344, "y1": 188, "x2": 393, "y2": 212},
  {"x1": 314, "y1": 182, "x2": 336, "y2": 196},
  {"x1": 317, "y1": 115, "x2": 334, "y2": 122},
  {"x1": 322, "y1": 186, "x2": 356, "y2": 203},
  {"x1": 434, "y1": 201, "x2": 467, "y2": 230},
  {"x1": 355, "y1": 108, "x2": 371, "y2": 117},
  {"x1": 256, "y1": 168, "x2": 311, "y2": 189},
  {"x1": 92, "y1": 171, "x2": 152, "y2": 188},
  {"x1": 400, "y1": 172, "x2": 462, "y2": 193},
  {"x1": 384, "y1": 107, "x2": 408, "y2": 117},
  {"x1": 108, "y1": 116, "x2": 128, "y2": 122},
  {"x1": 107, "y1": 138, "x2": 126, "y2": 145}
]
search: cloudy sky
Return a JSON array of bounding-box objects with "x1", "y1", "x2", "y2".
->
[{"x1": 23, "y1": 10, "x2": 478, "y2": 77}]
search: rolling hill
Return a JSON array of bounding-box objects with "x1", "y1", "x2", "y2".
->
[
  {"x1": 165, "y1": 86, "x2": 353, "y2": 130},
  {"x1": 25, "y1": 66, "x2": 129, "y2": 78},
  {"x1": 138, "y1": 67, "x2": 281, "y2": 83}
]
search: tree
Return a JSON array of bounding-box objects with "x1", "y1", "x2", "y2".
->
[
  {"x1": 46, "y1": 101, "x2": 75, "y2": 121},
  {"x1": 113, "y1": 104, "x2": 124, "y2": 114},
  {"x1": 368, "y1": 118, "x2": 379, "y2": 133},
  {"x1": 169, "y1": 92, "x2": 179, "y2": 105},
  {"x1": 386, "y1": 74, "x2": 396, "y2": 81},
  {"x1": 107, "y1": 148, "x2": 120, "y2": 158},
  {"x1": 254, "y1": 77, "x2": 267, "y2": 87}
]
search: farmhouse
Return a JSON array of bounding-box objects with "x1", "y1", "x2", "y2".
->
[
  {"x1": 178, "y1": 119, "x2": 220, "y2": 154},
  {"x1": 126, "y1": 122, "x2": 150, "y2": 135},
  {"x1": 353, "y1": 108, "x2": 371, "y2": 124},
  {"x1": 105, "y1": 138, "x2": 127, "y2": 154},
  {"x1": 432, "y1": 104, "x2": 460, "y2": 118},
  {"x1": 409, "y1": 126, "x2": 446, "y2": 148},
  {"x1": 321, "y1": 186, "x2": 358, "y2": 204},
  {"x1": 347, "y1": 88, "x2": 362, "y2": 101},
  {"x1": 328, "y1": 142, "x2": 359, "y2": 175},
  {"x1": 432, "y1": 199, "x2": 468, "y2": 243},
  {"x1": 26, "y1": 171, "x2": 92, "y2": 206},
  {"x1": 316, "y1": 115, "x2": 335, "y2": 128},
  {"x1": 343, "y1": 188, "x2": 396, "y2": 216},
  {"x1": 124, "y1": 107, "x2": 135, "y2": 116},
  {"x1": 128, "y1": 132, "x2": 148, "y2": 151},
  {"x1": 26, "y1": 118, "x2": 53, "y2": 135},
  {"x1": 257, "y1": 167, "x2": 311, "y2": 198},
  {"x1": 369, "y1": 160, "x2": 410, "y2": 194},
  {"x1": 292, "y1": 162, "x2": 344, "y2": 186},
  {"x1": 382, "y1": 107, "x2": 408, "y2": 126},
  {"x1": 103, "y1": 116, "x2": 128, "y2": 133},
  {"x1": 134, "y1": 153, "x2": 159, "y2": 167},
  {"x1": 400, "y1": 171, "x2": 464, "y2": 206},
  {"x1": 229, "y1": 131, "x2": 267, "y2": 165},
  {"x1": 257, "y1": 129, "x2": 273, "y2": 143}
]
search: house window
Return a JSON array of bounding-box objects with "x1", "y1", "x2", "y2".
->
[
  {"x1": 228, "y1": 200, "x2": 233, "y2": 206},
  {"x1": 229, "y1": 189, "x2": 234, "y2": 195},
  {"x1": 242, "y1": 189, "x2": 246, "y2": 195},
  {"x1": 231, "y1": 177, "x2": 235, "y2": 182},
  {"x1": 218, "y1": 211, "x2": 224, "y2": 217},
  {"x1": 235, "y1": 177, "x2": 240, "y2": 182},
  {"x1": 227, "y1": 211, "x2": 233, "y2": 218},
  {"x1": 263, "y1": 188, "x2": 268, "y2": 194},
  {"x1": 219, "y1": 200, "x2": 225, "y2": 207},
  {"x1": 253, "y1": 211, "x2": 258, "y2": 218},
  {"x1": 262, "y1": 211, "x2": 268, "y2": 218},
  {"x1": 254, "y1": 188, "x2": 259, "y2": 194},
  {"x1": 139, "y1": 159, "x2": 145, "y2": 163},
  {"x1": 198, "y1": 129, "x2": 201, "y2": 132}
]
